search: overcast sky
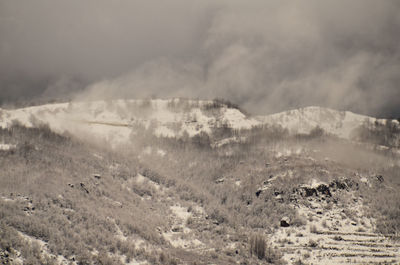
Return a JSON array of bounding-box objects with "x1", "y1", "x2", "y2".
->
[{"x1": 1, "y1": 0, "x2": 399, "y2": 117}]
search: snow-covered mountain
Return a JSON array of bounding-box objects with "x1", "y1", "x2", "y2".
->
[
  {"x1": 258, "y1": 106, "x2": 397, "y2": 139},
  {"x1": 0, "y1": 99, "x2": 258, "y2": 147},
  {"x1": 0, "y1": 99, "x2": 398, "y2": 148}
]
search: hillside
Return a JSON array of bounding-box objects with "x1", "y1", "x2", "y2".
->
[
  {"x1": 1, "y1": 99, "x2": 400, "y2": 264},
  {"x1": 1, "y1": 100, "x2": 399, "y2": 149},
  {"x1": 0, "y1": 99, "x2": 258, "y2": 149}
]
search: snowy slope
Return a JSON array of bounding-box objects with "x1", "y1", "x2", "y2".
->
[
  {"x1": 0, "y1": 99, "x2": 259, "y2": 147},
  {"x1": 257, "y1": 106, "x2": 396, "y2": 139},
  {"x1": 1, "y1": 101, "x2": 397, "y2": 148}
]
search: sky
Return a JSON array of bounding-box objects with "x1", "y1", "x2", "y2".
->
[{"x1": 0, "y1": 0, "x2": 399, "y2": 117}]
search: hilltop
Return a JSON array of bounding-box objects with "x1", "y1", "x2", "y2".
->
[{"x1": 1, "y1": 99, "x2": 399, "y2": 148}]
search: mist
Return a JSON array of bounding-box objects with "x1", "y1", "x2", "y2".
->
[{"x1": 1, "y1": 0, "x2": 400, "y2": 117}]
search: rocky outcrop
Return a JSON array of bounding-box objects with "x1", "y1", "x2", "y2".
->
[
  {"x1": 316, "y1": 183, "x2": 331, "y2": 196},
  {"x1": 296, "y1": 179, "x2": 359, "y2": 199},
  {"x1": 329, "y1": 178, "x2": 359, "y2": 191},
  {"x1": 297, "y1": 185, "x2": 318, "y2": 197}
]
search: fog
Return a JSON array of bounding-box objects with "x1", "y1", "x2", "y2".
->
[{"x1": 1, "y1": 0, "x2": 399, "y2": 117}]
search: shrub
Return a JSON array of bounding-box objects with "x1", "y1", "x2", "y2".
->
[
  {"x1": 249, "y1": 234, "x2": 266, "y2": 260},
  {"x1": 310, "y1": 224, "x2": 319, "y2": 234},
  {"x1": 308, "y1": 239, "x2": 318, "y2": 248}
]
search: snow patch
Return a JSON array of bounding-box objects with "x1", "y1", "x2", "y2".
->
[
  {"x1": 0, "y1": 143, "x2": 16, "y2": 150},
  {"x1": 258, "y1": 106, "x2": 386, "y2": 140},
  {"x1": 170, "y1": 205, "x2": 191, "y2": 222}
]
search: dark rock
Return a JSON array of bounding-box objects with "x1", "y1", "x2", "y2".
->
[
  {"x1": 344, "y1": 179, "x2": 359, "y2": 189},
  {"x1": 329, "y1": 179, "x2": 347, "y2": 190},
  {"x1": 172, "y1": 226, "x2": 182, "y2": 232},
  {"x1": 333, "y1": 235, "x2": 343, "y2": 241},
  {"x1": 316, "y1": 184, "x2": 331, "y2": 196},
  {"x1": 80, "y1": 183, "x2": 89, "y2": 194},
  {"x1": 376, "y1": 175, "x2": 384, "y2": 182},
  {"x1": 255, "y1": 189, "x2": 262, "y2": 197},
  {"x1": 330, "y1": 178, "x2": 359, "y2": 191},
  {"x1": 280, "y1": 216, "x2": 290, "y2": 227},
  {"x1": 289, "y1": 194, "x2": 298, "y2": 203},
  {"x1": 298, "y1": 185, "x2": 318, "y2": 197}
]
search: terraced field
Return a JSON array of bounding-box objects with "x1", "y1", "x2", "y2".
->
[{"x1": 272, "y1": 190, "x2": 400, "y2": 264}]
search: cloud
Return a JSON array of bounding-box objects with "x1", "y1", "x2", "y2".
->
[
  {"x1": 0, "y1": 0, "x2": 215, "y2": 103},
  {"x1": 1, "y1": 0, "x2": 400, "y2": 117}
]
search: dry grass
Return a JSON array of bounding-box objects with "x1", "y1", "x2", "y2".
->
[{"x1": 1, "y1": 121, "x2": 399, "y2": 263}]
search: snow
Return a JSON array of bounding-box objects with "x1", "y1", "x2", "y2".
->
[
  {"x1": 162, "y1": 204, "x2": 204, "y2": 249},
  {"x1": 17, "y1": 231, "x2": 71, "y2": 265},
  {"x1": 135, "y1": 174, "x2": 146, "y2": 184},
  {"x1": 360, "y1": 177, "x2": 368, "y2": 184},
  {"x1": 310, "y1": 179, "x2": 328, "y2": 189},
  {"x1": 257, "y1": 106, "x2": 383, "y2": 140},
  {"x1": 1, "y1": 101, "x2": 396, "y2": 149},
  {"x1": 154, "y1": 126, "x2": 175, "y2": 138},
  {"x1": 0, "y1": 100, "x2": 262, "y2": 147},
  {"x1": 222, "y1": 108, "x2": 259, "y2": 129},
  {"x1": 212, "y1": 136, "x2": 246, "y2": 148},
  {"x1": 270, "y1": 195, "x2": 399, "y2": 264},
  {"x1": 156, "y1": 149, "x2": 166, "y2": 157},
  {"x1": 0, "y1": 143, "x2": 16, "y2": 150},
  {"x1": 170, "y1": 205, "x2": 191, "y2": 222},
  {"x1": 134, "y1": 173, "x2": 161, "y2": 191}
]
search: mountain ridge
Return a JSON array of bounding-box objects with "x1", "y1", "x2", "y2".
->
[{"x1": 0, "y1": 99, "x2": 399, "y2": 149}]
